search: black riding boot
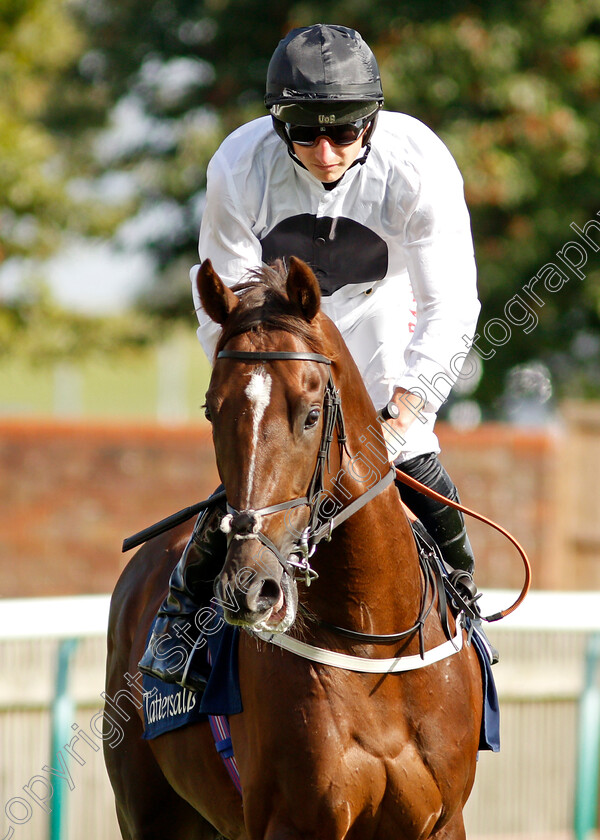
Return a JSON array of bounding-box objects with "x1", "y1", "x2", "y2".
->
[
  {"x1": 138, "y1": 499, "x2": 227, "y2": 690},
  {"x1": 396, "y1": 453, "x2": 499, "y2": 664}
]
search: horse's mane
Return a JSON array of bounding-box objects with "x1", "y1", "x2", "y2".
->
[{"x1": 214, "y1": 260, "x2": 338, "y2": 361}]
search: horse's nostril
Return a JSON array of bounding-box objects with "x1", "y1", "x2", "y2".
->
[{"x1": 259, "y1": 577, "x2": 281, "y2": 606}]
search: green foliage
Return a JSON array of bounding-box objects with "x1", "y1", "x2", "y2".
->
[
  {"x1": 0, "y1": 0, "x2": 138, "y2": 263},
  {"x1": 372, "y1": 2, "x2": 600, "y2": 407},
  {"x1": 0, "y1": 289, "x2": 158, "y2": 365},
  {"x1": 1, "y1": 0, "x2": 599, "y2": 409},
  {"x1": 0, "y1": 0, "x2": 81, "y2": 258}
]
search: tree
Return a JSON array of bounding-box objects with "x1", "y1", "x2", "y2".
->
[
  {"x1": 0, "y1": 290, "x2": 155, "y2": 363},
  {"x1": 4, "y1": 0, "x2": 600, "y2": 407},
  {"x1": 0, "y1": 0, "x2": 156, "y2": 359},
  {"x1": 0, "y1": 0, "x2": 83, "y2": 260},
  {"x1": 374, "y1": 2, "x2": 600, "y2": 410}
]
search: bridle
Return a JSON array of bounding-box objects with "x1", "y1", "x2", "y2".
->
[
  {"x1": 122, "y1": 340, "x2": 529, "y2": 665},
  {"x1": 215, "y1": 348, "x2": 395, "y2": 586},
  {"x1": 122, "y1": 341, "x2": 530, "y2": 667},
  {"x1": 216, "y1": 346, "x2": 451, "y2": 655}
]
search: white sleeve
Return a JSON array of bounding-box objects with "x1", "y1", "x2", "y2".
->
[
  {"x1": 395, "y1": 135, "x2": 480, "y2": 412},
  {"x1": 192, "y1": 150, "x2": 263, "y2": 361}
]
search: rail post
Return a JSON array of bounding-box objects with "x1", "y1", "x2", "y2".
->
[
  {"x1": 49, "y1": 638, "x2": 79, "y2": 840},
  {"x1": 574, "y1": 633, "x2": 600, "y2": 840}
]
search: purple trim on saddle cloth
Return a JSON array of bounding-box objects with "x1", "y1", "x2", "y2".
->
[
  {"x1": 205, "y1": 646, "x2": 242, "y2": 793},
  {"x1": 141, "y1": 615, "x2": 244, "y2": 793},
  {"x1": 208, "y1": 714, "x2": 242, "y2": 794}
]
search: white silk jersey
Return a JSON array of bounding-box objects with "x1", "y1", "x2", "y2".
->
[{"x1": 191, "y1": 111, "x2": 480, "y2": 462}]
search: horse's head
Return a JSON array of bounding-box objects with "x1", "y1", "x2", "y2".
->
[{"x1": 196, "y1": 257, "x2": 381, "y2": 633}]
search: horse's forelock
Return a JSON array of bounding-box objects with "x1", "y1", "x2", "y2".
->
[{"x1": 214, "y1": 262, "x2": 337, "y2": 360}]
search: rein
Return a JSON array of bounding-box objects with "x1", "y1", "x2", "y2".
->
[
  {"x1": 214, "y1": 346, "x2": 447, "y2": 655},
  {"x1": 215, "y1": 344, "x2": 531, "y2": 661},
  {"x1": 122, "y1": 342, "x2": 531, "y2": 668},
  {"x1": 394, "y1": 467, "x2": 532, "y2": 621}
]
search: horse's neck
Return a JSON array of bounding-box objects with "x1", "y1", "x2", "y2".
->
[
  {"x1": 312, "y1": 481, "x2": 422, "y2": 637},
  {"x1": 311, "y1": 397, "x2": 422, "y2": 635},
  {"x1": 300, "y1": 327, "x2": 423, "y2": 634}
]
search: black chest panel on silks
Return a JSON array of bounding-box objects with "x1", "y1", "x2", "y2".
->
[{"x1": 260, "y1": 214, "x2": 389, "y2": 296}]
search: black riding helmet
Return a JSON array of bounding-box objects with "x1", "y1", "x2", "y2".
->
[{"x1": 265, "y1": 24, "x2": 384, "y2": 151}]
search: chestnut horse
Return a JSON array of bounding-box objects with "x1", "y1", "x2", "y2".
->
[{"x1": 104, "y1": 258, "x2": 483, "y2": 840}]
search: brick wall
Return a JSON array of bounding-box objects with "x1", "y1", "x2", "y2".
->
[
  {"x1": 437, "y1": 424, "x2": 560, "y2": 590},
  {"x1": 0, "y1": 414, "x2": 583, "y2": 598},
  {"x1": 0, "y1": 419, "x2": 219, "y2": 598}
]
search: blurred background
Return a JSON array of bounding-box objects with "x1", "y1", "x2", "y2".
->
[{"x1": 1, "y1": 0, "x2": 600, "y2": 838}]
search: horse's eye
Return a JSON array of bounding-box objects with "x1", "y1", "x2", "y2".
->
[
  {"x1": 203, "y1": 404, "x2": 212, "y2": 423},
  {"x1": 305, "y1": 408, "x2": 321, "y2": 429}
]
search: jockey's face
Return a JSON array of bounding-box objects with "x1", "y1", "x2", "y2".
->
[{"x1": 292, "y1": 133, "x2": 365, "y2": 183}]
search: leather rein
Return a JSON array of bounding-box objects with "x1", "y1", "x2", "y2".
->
[
  {"x1": 215, "y1": 348, "x2": 395, "y2": 589},
  {"x1": 215, "y1": 346, "x2": 531, "y2": 636},
  {"x1": 215, "y1": 348, "x2": 458, "y2": 653},
  {"x1": 122, "y1": 345, "x2": 531, "y2": 651}
]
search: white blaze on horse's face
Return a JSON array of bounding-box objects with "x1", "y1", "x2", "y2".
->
[{"x1": 243, "y1": 369, "x2": 272, "y2": 509}]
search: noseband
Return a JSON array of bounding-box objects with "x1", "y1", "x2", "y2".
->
[{"x1": 216, "y1": 348, "x2": 394, "y2": 584}]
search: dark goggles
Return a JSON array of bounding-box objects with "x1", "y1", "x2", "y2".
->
[{"x1": 285, "y1": 117, "x2": 371, "y2": 147}]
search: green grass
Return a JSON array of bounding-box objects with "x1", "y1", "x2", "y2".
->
[{"x1": 0, "y1": 329, "x2": 213, "y2": 421}]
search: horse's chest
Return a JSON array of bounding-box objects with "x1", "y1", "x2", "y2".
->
[
  {"x1": 333, "y1": 737, "x2": 445, "y2": 839},
  {"x1": 235, "y1": 634, "x2": 476, "y2": 839},
  {"x1": 377, "y1": 749, "x2": 445, "y2": 839},
  {"x1": 238, "y1": 711, "x2": 446, "y2": 840}
]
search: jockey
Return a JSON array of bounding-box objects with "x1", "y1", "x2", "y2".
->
[{"x1": 139, "y1": 24, "x2": 491, "y2": 689}]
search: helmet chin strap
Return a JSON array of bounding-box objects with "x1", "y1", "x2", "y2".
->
[{"x1": 287, "y1": 144, "x2": 372, "y2": 188}]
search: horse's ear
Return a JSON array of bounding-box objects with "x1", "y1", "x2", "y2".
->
[
  {"x1": 286, "y1": 257, "x2": 321, "y2": 322},
  {"x1": 195, "y1": 259, "x2": 239, "y2": 325}
]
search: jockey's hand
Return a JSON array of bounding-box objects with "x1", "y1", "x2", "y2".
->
[{"x1": 380, "y1": 387, "x2": 426, "y2": 461}]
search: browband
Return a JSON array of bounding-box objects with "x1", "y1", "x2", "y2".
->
[{"x1": 217, "y1": 350, "x2": 332, "y2": 365}]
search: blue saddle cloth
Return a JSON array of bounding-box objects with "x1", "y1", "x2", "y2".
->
[
  {"x1": 142, "y1": 611, "x2": 499, "y2": 752},
  {"x1": 142, "y1": 612, "x2": 242, "y2": 740},
  {"x1": 470, "y1": 624, "x2": 500, "y2": 752}
]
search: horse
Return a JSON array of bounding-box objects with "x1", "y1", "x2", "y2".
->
[{"x1": 104, "y1": 257, "x2": 483, "y2": 840}]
